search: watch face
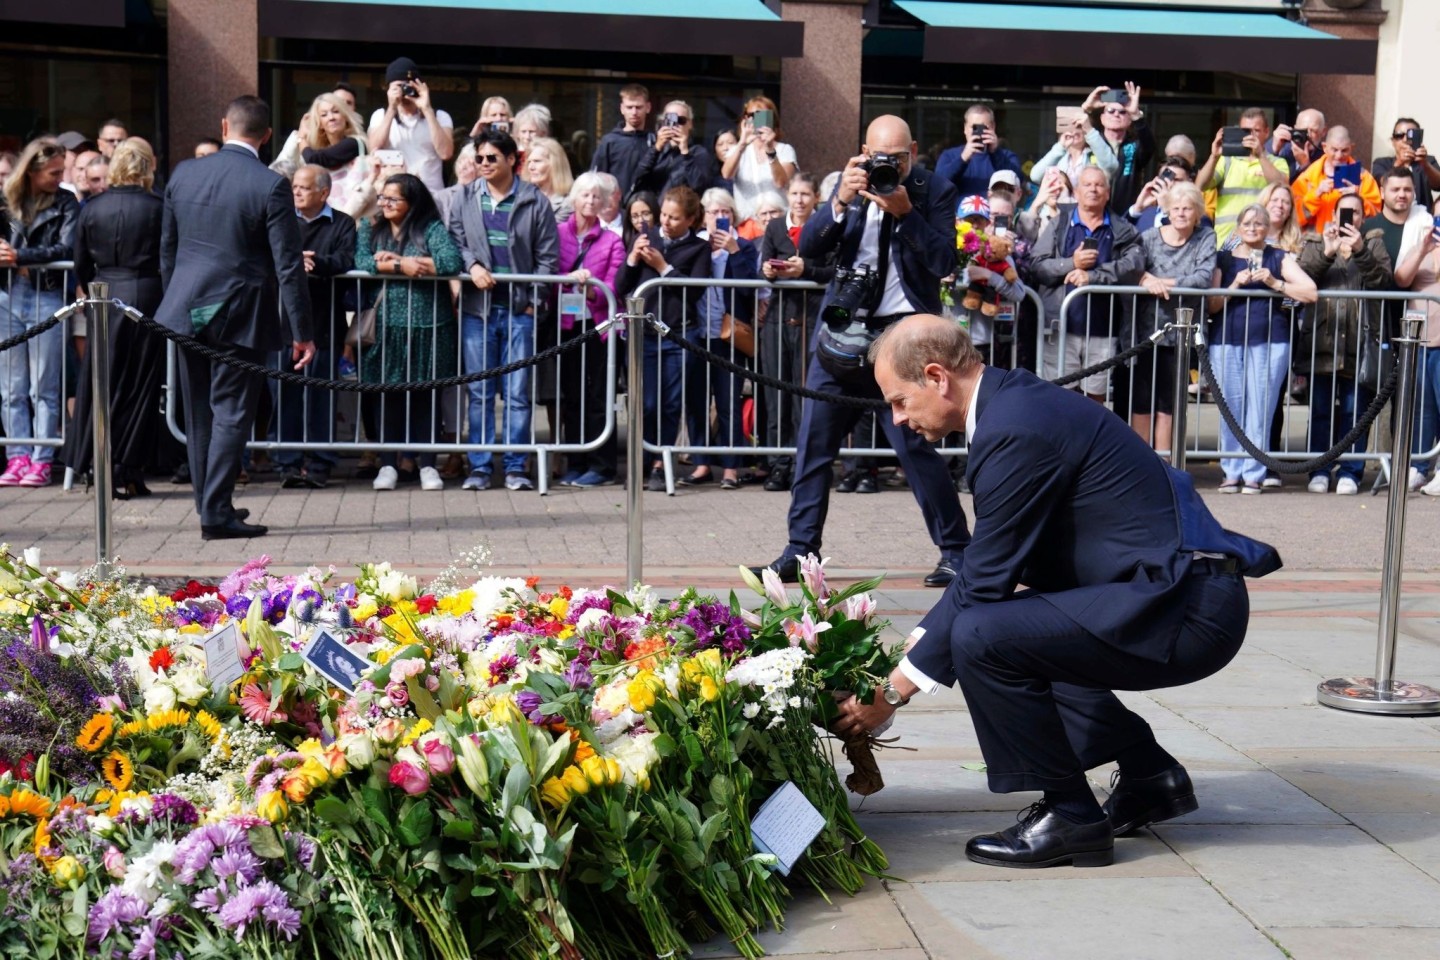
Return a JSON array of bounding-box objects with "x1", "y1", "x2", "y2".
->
[{"x1": 883, "y1": 684, "x2": 901, "y2": 705}]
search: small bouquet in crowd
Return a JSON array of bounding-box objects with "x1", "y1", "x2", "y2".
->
[{"x1": 0, "y1": 543, "x2": 899, "y2": 960}]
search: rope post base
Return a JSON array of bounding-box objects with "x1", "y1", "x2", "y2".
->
[{"x1": 1320, "y1": 309, "x2": 1440, "y2": 717}]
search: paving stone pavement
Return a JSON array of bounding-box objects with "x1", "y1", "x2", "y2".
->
[{"x1": 5, "y1": 467, "x2": 1440, "y2": 958}]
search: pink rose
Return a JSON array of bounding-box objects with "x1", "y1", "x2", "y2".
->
[
  {"x1": 385, "y1": 681, "x2": 410, "y2": 708},
  {"x1": 419, "y1": 737, "x2": 456, "y2": 776},
  {"x1": 373, "y1": 717, "x2": 406, "y2": 745},
  {"x1": 102, "y1": 845, "x2": 126, "y2": 879},
  {"x1": 388, "y1": 759, "x2": 431, "y2": 796}
]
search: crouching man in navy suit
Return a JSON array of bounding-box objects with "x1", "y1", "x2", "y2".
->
[{"x1": 836, "y1": 314, "x2": 1280, "y2": 869}]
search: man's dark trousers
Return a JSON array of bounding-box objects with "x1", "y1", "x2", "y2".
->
[
  {"x1": 176, "y1": 327, "x2": 265, "y2": 527},
  {"x1": 950, "y1": 568, "x2": 1248, "y2": 795},
  {"x1": 784, "y1": 342, "x2": 971, "y2": 559}
]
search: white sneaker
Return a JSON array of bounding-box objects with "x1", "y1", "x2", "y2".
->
[
  {"x1": 1422, "y1": 473, "x2": 1440, "y2": 497},
  {"x1": 1307, "y1": 476, "x2": 1329, "y2": 494},
  {"x1": 1409, "y1": 467, "x2": 1427, "y2": 492},
  {"x1": 372, "y1": 465, "x2": 398, "y2": 491},
  {"x1": 1336, "y1": 476, "x2": 1359, "y2": 496},
  {"x1": 1261, "y1": 475, "x2": 1283, "y2": 489},
  {"x1": 419, "y1": 466, "x2": 444, "y2": 491}
]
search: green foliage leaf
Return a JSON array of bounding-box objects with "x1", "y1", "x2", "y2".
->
[
  {"x1": 247, "y1": 825, "x2": 287, "y2": 859},
  {"x1": 396, "y1": 800, "x2": 435, "y2": 847},
  {"x1": 311, "y1": 795, "x2": 356, "y2": 825},
  {"x1": 277, "y1": 652, "x2": 304, "y2": 672}
]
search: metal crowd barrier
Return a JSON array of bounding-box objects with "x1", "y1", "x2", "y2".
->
[
  {"x1": 628, "y1": 276, "x2": 1040, "y2": 495},
  {"x1": 161, "y1": 273, "x2": 618, "y2": 495},
  {"x1": 1048, "y1": 285, "x2": 1440, "y2": 479},
  {"x1": 0, "y1": 262, "x2": 78, "y2": 465}
]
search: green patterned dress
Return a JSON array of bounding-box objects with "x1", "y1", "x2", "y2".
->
[{"x1": 355, "y1": 217, "x2": 463, "y2": 386}]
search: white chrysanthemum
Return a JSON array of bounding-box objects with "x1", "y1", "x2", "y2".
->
[
  {"x1": 122, "y1": 840, "x2": 176, "y2": 903},
  {"x1": 468, "y1": 577, "x2": 534, "y2": 622}
]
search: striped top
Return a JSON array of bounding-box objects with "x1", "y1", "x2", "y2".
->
[{"x1": 479, "y1": 184, "x2": 516, "y2": 275}]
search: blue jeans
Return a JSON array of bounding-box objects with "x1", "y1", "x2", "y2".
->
[
  {"x1": 642, "y1": 333, "x2": 684, "y2": 452},
  {"x1": 1412, "y1": 346, "x2": 1440, "y2": 474},
  {"x1": 1308, "y1": 373, "x2": 1370, "y2": 484},
  {"x1": 0, "y1": 277, "x2": 64, "y2": 464},
  {"x1": 1211, "y1": 341, "x2": 1290, "y2": 486},
  {"x1": 463, "y1": 305, "x2": 533, "y2": 476}
]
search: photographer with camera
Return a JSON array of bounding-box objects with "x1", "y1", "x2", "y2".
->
[
  {"x1": 366, "y1": 57, "x2": 455, "y2": 195},
  {"x1": 1373, "y1": 118, "x2": 1440, "y2": 212},
  {"x1": 1196, "y1": 108, "x2": 1290, "y2": 247},
  {"x1": 632, "y1": 100, "x2": 712, "y2": 199},
  {"x1": 1270, "y1": 108, "x2": 1326, "y2": 184},
  {"x1": 749, "y1": 115, "x2": 970, "y2": 587},
  {"x1": 934, "y1": 104, "x2": 1023, "y2": 202}
]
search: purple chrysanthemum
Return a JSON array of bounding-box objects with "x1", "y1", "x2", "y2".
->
[
  {"x1": 681, "y1": 602, "x2": 752, "y2": 655},
  {"x1": 150, "y1": 793, "x2": 199, "y2": 827},
  {"x1": 88, "y1": 888, "x2": 149, "y2": 944}
]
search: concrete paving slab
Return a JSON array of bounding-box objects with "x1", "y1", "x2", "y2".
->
[
  {"x1": 1273, "y1": 927, "x2": 1440, "y2": 960},
  {"x1": 1249, "y1": 749, "x2": 1440, "y2": 817},
  {"x1": 1151, "y1": 768, "x2": 1349, "y2": 826},
  {"x1": 1341, "y1": 813, "x2": 1440, "y2": 882},
  {"x1": 690, "y1": 884, "x2": 920, "y2": 957},
  {"x1": 1174, "y1": 705, "x2": 1440, "y2": 752},
  {"x1": 1147, "y1": 650, "x2": 1327, "y2": 709},
  {"x1": 1157, "y1": 824, "x2": 1440, "y2": 928},
  {"x1": 891, "y1": 877, "x2": 1285, "y2": 960}
]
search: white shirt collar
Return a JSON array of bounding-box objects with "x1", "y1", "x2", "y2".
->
[
  {"x1": 964, "y1": 370, "x2": 984, "y2": 440},
  {"x1": 224, "y1": 140, "x2": 260, "y2": 159}
]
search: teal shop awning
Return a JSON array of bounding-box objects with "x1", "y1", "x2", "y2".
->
[
  {"x1": 0, "y1": 0, "x2": 124, "y2": 27},
  {"x1": 259, "y1": 0, "x2": 804, "y2": 58},
  {"x1": 893, "y1": 1, "x2": 1376, "y2": 75}
]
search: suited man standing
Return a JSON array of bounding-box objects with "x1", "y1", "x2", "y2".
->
[
  {"x1": 837, "y1": 315, "x2": 1280, "y2": 869},
  {"x1": 752, "y1": 115, "x2": 969, "y2": 587},
  {"x1": 158, "y1": 96, "x2": 315, "y2": 539}
]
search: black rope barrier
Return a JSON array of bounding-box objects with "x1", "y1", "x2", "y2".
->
[
  {"x1": 1196, "y1": 342, "x2": 1399, "y2": 476},
  {"x1": 127, "y1": 311, "x2": 603, "y2": 393},
  {"x1": 0, "y1": 308, "x2": 67, "y2": 353}
]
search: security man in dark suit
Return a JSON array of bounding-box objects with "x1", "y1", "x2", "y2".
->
[
  {"x1": 158, "y1": 96, "x2": 315, "y2": 540},
  {"x1": 751, "y1": 116, "x2": 970, "y2": 587},
  {"x1": 837, "y1": 314, "x2": 1280, "y2": 869}
]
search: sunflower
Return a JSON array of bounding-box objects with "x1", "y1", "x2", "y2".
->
[
  {"x1": 33, "y1": 818, "x2": 55, "y2": 865},
  {"x1": 75, "y1": 713, "x2": 115, "y2": 752},
  {"x1": 194, "y1": 710, "x2": 223, "y2": 742},
  {"x1": 101, "y1": 751, "x2": 135, "y2": 792},
  {"x1": 6, "y1": 788, "x2": 54, "y2": 819},
  {"x1": 146, "y1": 709, "x2": 192, "y2": 733},
  {"x1": 116, "y1": 719, "x2": 147, "y2": 738}
]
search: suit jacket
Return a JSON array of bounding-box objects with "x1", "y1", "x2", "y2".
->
[
  {"x1": 447, "y1": 178, "x2": 559, "y2": 315},
  {"x1": 615, "y1": 229, "x2": 711, "y2": 327},
  {"x1": 158, "y1": 144, "x2": 312, "y2": 349},
  {"x1": 909, "y1": 366, "x2": 1280, "y2": 686},
  {"x1": 799, "y1": 167, "x2": 958, "y2": 317}
]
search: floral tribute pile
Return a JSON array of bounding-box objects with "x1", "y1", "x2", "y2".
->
[{"x1": 0, "y1": 545, "x2": 898, "y2": 960}]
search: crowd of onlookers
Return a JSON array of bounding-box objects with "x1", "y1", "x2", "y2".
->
[{"x1": 4, "y1": 58, "x2": 1440, "y2": 499}]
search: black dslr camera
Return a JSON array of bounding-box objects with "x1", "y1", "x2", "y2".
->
[
  {"x1": 863, "y1": 153, "x2": 902, "y2": 195},
  {"x1": 823, "y1": 265, "x2": 880, "y2": 326},
  {"x1": 401, "y1": 70, "x2": 420, "y2": 99}
]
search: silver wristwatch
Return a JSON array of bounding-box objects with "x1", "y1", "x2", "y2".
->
[{"x1": 881, "y1": 681, "x2": 910, "y2": 707}]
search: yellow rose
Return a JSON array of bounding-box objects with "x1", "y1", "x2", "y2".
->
[
  {"x1": 256, "y1": 790, "x2": 289, "y2": 822},
  {"x1": 580, "y1": 755, "x2": 610, "y2": 788},
  {"x1": 539, "y1": 777, "x2": 570, "y2": 808},
  {"x1": 548, "y1": 597, "x2": 568, "y2": 619},
  {"x1": 52, "y1": 856, "x2": 84, "y2": 885},
  {"x1": 489, "y1": 696, "x2": 523, "y2": 727},
  {"x1": 298, "y1": 756, "x2": 331, "y2": 788},
  {"x1": 626, "y1": 671, "x2": 663, "y2": 713},
  {"x1": 560, "y1": 765, "x2": 590, "y2": 797},
  {"x1": 699, "y1": 676, "x2": 720, "y2": 702},
  {"x1": 280, "y1": 772, "x2": 312, "y2": 804}
]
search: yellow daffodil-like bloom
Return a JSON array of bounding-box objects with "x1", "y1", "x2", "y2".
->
[
  {"x1": 146, "y1": 708, "x2": 192, "y2": 732},
  {"x1": 626, "y1": 671, "x2": 664, "y2": 713},
  {"x1": 256, "y1": 790, "x2": 289, "y2": 823},
  {"x1": 5, "y1": 788, "x2": 53, "y2": 819},
  {"x1": 558, "y1": 625, "x2": 575, "y2": 640},
  {"x1": 194, "y1": 710, "x2": 223, "y2": 741},
  {"x1": 370, "y1": 644, "x2": 397, "y2": 665},
  {"x1": 352, "y1": 601, "x2": 378, "y2": 622},
  {"x1": 699, "y1": 676, "x2": 720, "y2": 702},
  {"x1": 548, "y1": 596, "x2": 568, "y2": 620},
  {"x1": 75, "y1": 713, "x2": 115, "y2": 752},
  {"x1": 489, "y1": 696, "x2": 523, "y2": 727},
  {"x1": 400, "y1": 718, "x2": 433, "y2": 748},
  {"x1": 560, "y1": 765, "x2": 590, "y2": 798},
  {"x1": 382, "y1": 613, "x2": 421, "y2": 646},
  {"x1": 116, "y1": 719, "x2": 146, "y2": 738},
  {"x1": 539, "y1": 777, "x2": 570, "y2": 808},
  {"x1": 51, "y1": 855, "x2": 84, "y2": 885},
  {"x1": 101, "y1": 751, "x2": 134, "y2": 792}
]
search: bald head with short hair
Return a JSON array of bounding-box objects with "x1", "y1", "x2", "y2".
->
[
  {"x1": 865, "y1": 115, "x2": 915, "y2": 157},
  {"x1": 870, "y1": 314, "x2": 984, "y2": 443}
]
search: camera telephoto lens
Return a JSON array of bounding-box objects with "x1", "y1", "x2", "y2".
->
[{"x1": 865, "y1": 156, "x2": 901, "y2": 195}]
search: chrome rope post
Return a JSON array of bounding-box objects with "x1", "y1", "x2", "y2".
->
[
  {"x1": 87, "y1": 284, "x2": 114, "y2": 576},
  {"x1": 1319, "y1": 309, "x2": 1440, "y2": 714},
  {"x1": 621, "y1": 296, "x2": 652, "y2": 587}
]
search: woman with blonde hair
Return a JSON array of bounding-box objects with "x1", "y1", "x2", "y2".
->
[
  {"x1": 62, "y1": 138, "x2": 169, "y2": 498},
  {"x1": 721, "y1": 95, "x2": 798, "y2": 221},
  {"x1": 0, "y1": 137, "x2": 76, "y2": 487},
  {"x1": 275, "y1": 93, "x2": 369, "y2": 214},
  {"x1": 524, "y1": 136, "x2": 574, "y2": 221},
  {"x1": 1257, "y1": 181, "x2": 1302, "y2": 253}
]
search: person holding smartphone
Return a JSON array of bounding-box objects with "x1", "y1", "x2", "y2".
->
[
  {"x1": 1028, "y1": 114, "x2": 1116, "y2": 197},
  {"x1": 934, "y1": 104, "x2": 1023, "y2": 202},
  {"x1": 1195, "y1": 107, "x2": 1290, "y2": 248},
  {"x1": 1291, "y1": 126, "x2": 1381, "y2": 234},
  {"x1": 1373, "y1": 118, "x2": 1440, "y2": 212},
  {"x1": 1080, "y1": 83, "x2": 1155, "y2": 215},
  {"x1": 631, "y1": 100, "x2": 712, "y2": 199},
  {"x1": 721, "y1": 96, "x2": 797, "y2": 223},
  {"x1": 1296, "y1": 192, "x2": 1394, "y2": 496}
]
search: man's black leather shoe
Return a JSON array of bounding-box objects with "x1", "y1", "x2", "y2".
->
[
  {"x1": 747, "y1": 555, "x2": 800, "y2": 583},
  {"x1": 201, "y1": 518, "x2": 269, "y2": 541},
  {"x1": 1103, "y1": 764, "x2": 1198, "y2": 836},
  {"x1": 923, "y1": 562, "x2": 957, "y2": 587},
  {"x1": 855, "y1": 474, "x2": 879, "y2": 494},
  {"x1": 966, "y1": 802, "x2": 1114, "y2": 868},
  {"x1": 231, "y1": 507, "x2": 250, "y2": 521},
  {"x1": 763, "y1": 469, "x2": 791, "y2": 492}
]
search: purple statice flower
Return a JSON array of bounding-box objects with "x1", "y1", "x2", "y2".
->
[
  {"x1": 681, "y1": 602, "x2": 753, "y2": 655},
  {"x1": 88, "y1": 888, "x2": 149, "y2": 944},
  {"x1": 217, "y1": 879, "x2": 300, "y2": 941},
  {"x1": 487, "y1": 654, "x2": 519, "y2": 686},
  {"x1": 561, "y1": 658, "x2": 593, "y2": 690},
  {"x1": 150, "y1": 794, "x2": 199, "y2": 827},
  {"x1": 513, "y1": 689, "x2": 558, "y2": 725}
]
